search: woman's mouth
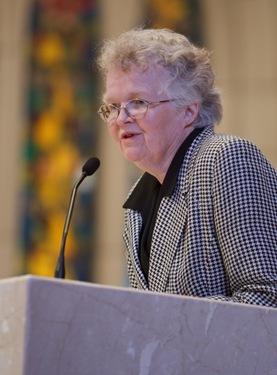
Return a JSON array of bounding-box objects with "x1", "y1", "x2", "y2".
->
[{"x1": 121, "y1": 132, "x2": 136, "y2": 139}]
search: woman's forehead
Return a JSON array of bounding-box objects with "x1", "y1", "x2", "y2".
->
[{"x1": 105, "y1": 66, "x2": 167, "y2": 100}]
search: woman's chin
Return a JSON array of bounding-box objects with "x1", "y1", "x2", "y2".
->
[{"x1": 122, "y1": 150, "x2": 143, "y2": 165}]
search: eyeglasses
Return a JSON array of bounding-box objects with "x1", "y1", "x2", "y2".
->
[{"x1": 97, "y1": 98, "x2": 174, "y2": 122}]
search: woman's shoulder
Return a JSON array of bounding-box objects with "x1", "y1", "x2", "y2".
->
[
  {"x1": 198, "y1": 127, "x2": 262, "y2": 159},
  {"x1": 195, "y1": 128, "x2": 276, "y2": 179}
]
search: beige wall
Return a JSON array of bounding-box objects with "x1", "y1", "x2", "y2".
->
[
  {"x1": 0, "y1": 0, "x2": 31, "y2": 278},
  {"x1": 93, "y1": 0, "x2": 144, "y2": 285},
  {"x1": 201, "y1": 0, "x2": 277, "y2": 167},
  {"x1": 0, "y1": 0, "x2": 276, "y2": 283}
]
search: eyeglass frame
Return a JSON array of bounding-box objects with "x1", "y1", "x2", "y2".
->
[{"x1": 97, "y1": 98, "x2": 176, "y2": 122}]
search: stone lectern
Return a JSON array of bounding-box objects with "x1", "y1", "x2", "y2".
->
[{"x1": 0, "y1": 275, "x2": 276, "y2": 375}]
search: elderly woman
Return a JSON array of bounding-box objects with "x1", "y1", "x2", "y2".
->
[{"x1": 96, "y1": 28, "x2": 277, "y2": 307}]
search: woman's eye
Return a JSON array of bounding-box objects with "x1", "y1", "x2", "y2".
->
[
  {"x1": 109, "y1": 104, "x2": 119, "y2": 112},
  {"x1": 132, "y1": 99, "x2": 145, "y2": 106}
]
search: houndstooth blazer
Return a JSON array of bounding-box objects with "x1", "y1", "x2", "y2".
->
[{"x1": 123, "y1": 125, "x2": 277, "y2": 307}]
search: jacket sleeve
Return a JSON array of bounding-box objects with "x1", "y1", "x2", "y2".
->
[{"x1": 211, "y1": 139, "x2": 277, "y2": 307}]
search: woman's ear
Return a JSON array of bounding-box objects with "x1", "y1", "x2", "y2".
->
[{"x1": 184, "y1": 102, "x2": 199, "y2": 127}]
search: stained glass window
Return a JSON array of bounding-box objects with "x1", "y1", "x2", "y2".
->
[{"x1": 22, "y1": 0, "x2": 99, "y2": 281}]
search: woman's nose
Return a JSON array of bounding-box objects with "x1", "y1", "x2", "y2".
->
[{"x1": 116, "y1": 107, "x2": 132, "y2": 125}]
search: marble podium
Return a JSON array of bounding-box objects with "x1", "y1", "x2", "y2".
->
[{"x1": 0, "y1": 275, "x2": 276, "y2": 375}]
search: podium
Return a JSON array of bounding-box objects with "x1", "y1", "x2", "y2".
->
[{"x1": 0, "y1": 275, "x2": 276, "y2": 374}]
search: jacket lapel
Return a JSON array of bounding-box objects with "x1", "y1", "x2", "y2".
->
[
  {"x1": 124, "y1": 210, "x2": 149, "y2": 289},
  {"x1": 148, "y1": 191, "x2": 188, "y2": 292},
  {"x1": 148, "y1": 126, "x2": 214, "y2": 292}
]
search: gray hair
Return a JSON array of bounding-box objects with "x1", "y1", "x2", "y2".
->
[{"x1": 97, "y1": 28, "x2": 223, "y2": 127}]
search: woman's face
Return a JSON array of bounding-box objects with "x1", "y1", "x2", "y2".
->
[{"x1": 104, "y1": 66, "x2": 195, "y2": 181}]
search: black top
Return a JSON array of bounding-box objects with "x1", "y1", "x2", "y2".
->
[{"x1": 123, "y1": 127, "x2": 203, "y2": 282}]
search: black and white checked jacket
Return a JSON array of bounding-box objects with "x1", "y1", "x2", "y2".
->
[{"x1": 123, "y1": 125, "x2": 277, "y2": 307}]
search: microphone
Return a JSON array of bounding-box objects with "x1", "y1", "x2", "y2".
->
[{"x1": 54, "y1": 157, "x2": 100, "y2": 279}]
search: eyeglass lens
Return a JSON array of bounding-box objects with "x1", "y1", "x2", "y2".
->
[{"x1": 100, "y1": 99, "x2": 149, "y2": 121}]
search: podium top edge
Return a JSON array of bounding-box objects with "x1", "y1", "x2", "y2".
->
[{"x1": 0, "y1": 274, "x2": 275, "y2": 312}]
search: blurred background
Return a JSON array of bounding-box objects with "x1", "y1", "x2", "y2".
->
[{"x1": 0, "y1": 0, "x2": 276, "y2": 286}]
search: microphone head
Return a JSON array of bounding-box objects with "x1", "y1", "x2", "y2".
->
[{"x1": 82, "y1": 157, "x2": 100, "y2": 176}]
